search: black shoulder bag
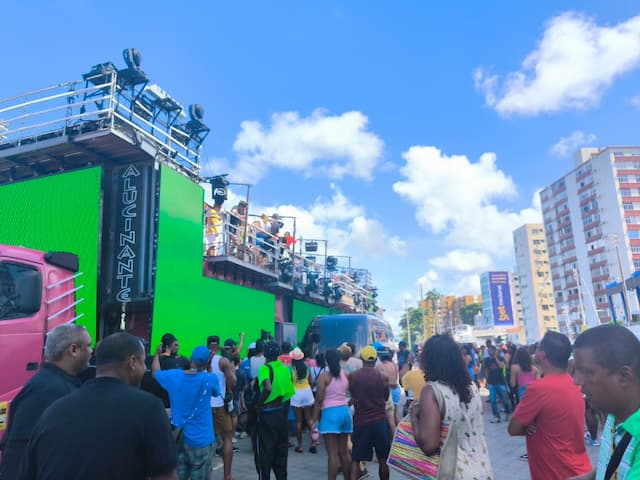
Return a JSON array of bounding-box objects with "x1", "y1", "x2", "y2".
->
[{"x1": 604, "y1": 431, "x2": 632, "y2": 480}]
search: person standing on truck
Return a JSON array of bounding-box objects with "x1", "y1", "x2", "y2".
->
[
  {"x1": 0, "y1": 324, "x2": 92, "y2": 480},
  {"x1": 19, "y1": 332, "x2": 177, "y2": 480}
]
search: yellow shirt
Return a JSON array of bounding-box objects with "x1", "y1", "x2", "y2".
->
[
  {"x1": 402, "y1": 369, "x2": 426, "y2": 401},
  {"x1": 292, "y1": 367, "x2": 311, "y2": 390}
]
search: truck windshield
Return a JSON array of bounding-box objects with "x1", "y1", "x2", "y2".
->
[{"x1": 0, "y1": 262, "x2": 41, "y2": 320}]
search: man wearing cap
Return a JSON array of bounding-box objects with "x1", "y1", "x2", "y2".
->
[
  {"x1": 207, "y1": 336, "x2": 237, "y2": 480},
  {"x1": 255, "y1": 341, "x2": 295, "y2": 480},
  {"x1": 349, "y1": 346, "x2": 391, "y2": 480},
  {"x1": 153, "y1": 344, "x2": 220, "y2": 480}
]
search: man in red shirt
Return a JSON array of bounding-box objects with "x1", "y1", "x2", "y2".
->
[{"x1": 508, "y1": 331, "x2": 591, "y2": 480}]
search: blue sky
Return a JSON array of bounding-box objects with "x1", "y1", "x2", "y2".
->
[{"x1": 3, "y1": 2, "x2": 640, "y2": 330}]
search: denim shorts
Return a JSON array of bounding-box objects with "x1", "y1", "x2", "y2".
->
[{"x1": 318, "y1": 405, "x2": 353, "y2": 434}]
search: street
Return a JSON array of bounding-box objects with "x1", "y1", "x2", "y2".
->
[{"x1": 213, "y1": 402, "x2": 600, "y2": 479}]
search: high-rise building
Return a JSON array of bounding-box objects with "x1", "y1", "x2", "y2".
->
[
  {"x1": 478, "y1": 271, "x2": 524, "y2": 343},
  {"x1": 539, "y1": 147, "x2": 640, "y2": 338},
  {"x1": 513, "y1": 224, "x2": 559, "y2": 342}
]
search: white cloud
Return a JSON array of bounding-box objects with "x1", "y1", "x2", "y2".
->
[
  {"x1": 475, "y1": 12, "x2": 640, "y2": 116},
  {"x1": 393, "y1": 146, "x2": 540, "y2": 256},
  {"x1": 349, "y1": 216, "x2": 407, "y2": 257},
  {"x1": 631, "y1": 95, "x2": 640, "y2": 109},
  {"x1": 230, "y1": 109, "x2": 384, "y2": 183},
  {"x1": 429, "y1": 250, "x2": 492, "y2": 273},
  {"x1": 394, "y1": 146, "x2": 541, "y2": 296},
  {"x1": 550, "y1": 130, "x2": 597, "y2": 157}
]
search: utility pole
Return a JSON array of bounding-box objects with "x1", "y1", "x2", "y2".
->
[
  {"x1": 420, "y1": 283, "x2": 427, "y2": 340},
  {"x1": 405, "y1": 300, "x2": 412, "y2": 351},
  {"x1": 573, "y1": 268, "x2": 586, "y2": 336},
  {"x1": 611, "y1": 234, "x2": 631, "y2": 325}
]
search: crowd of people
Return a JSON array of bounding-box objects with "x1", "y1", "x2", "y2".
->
[
  {"x1": 204, "y1": 200, "x2": 294, "y2": 271},
  {"x1": 0, "y1": 323, "x2": 639, "y2": 480}
]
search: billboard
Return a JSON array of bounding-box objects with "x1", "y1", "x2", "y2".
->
[
  {"x1": 101, "y1": 162, "x2": 158, "y2": 306},
  {"x1": 0, "y1": 167, "x2": 102, "y2": 341},
  {"x1": 489, "y1": 271, "x2": 514, "y2": 326},
  {"x1": 152, "y1": 165, "x2": 276, "y2": 353}
]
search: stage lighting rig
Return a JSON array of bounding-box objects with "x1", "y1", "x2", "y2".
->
[
  {"x1": 205, "y1": 174, "x2": 229, "y2": 206},
  {"x1": 117, "y1": 48, "x2": 148, "y2": 88},
  {"x1": 326, "y1": 256, "x2": 338, "y2": 272}
]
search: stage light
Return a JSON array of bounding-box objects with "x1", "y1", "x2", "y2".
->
[
  {"x1": 123, "y1": 48, "x2": 142, "y2": 70},
  {"x1": 326, "y1": 256, "x2": 338, "y2": 271},
  {"x1": 332, "y1": 284, "x2": 343, "y2": 301},
  {"x1": 279, "y1": 257, "x2": 293, "y2": 283},
  {"x1": 189, "y1": 104, "x2": 205, "y2": 122},
  {"x1": 117, "y1": 47, "x2": 147, "y2": 88},
  {"x1": 208, "y1": 174, "x2": 229, "y2": 206}
]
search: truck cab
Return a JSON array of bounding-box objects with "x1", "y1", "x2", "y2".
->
[{"x1": 0, "y1": 245, "x2": 80, "y2": 436}]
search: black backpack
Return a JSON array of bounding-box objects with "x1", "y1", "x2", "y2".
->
[{"x1": 243, "y1": 364, "x2": 273, "y2": 432}]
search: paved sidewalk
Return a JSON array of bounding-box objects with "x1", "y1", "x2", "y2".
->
[{"x1": 213, "y1": 402, "x2": 600, "y2": 479}]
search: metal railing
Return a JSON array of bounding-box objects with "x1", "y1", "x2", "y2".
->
[
  {"x1": 203, "y1": 209, "x2": 375, "y2": 312},
  {"x1": 0, "y1": 70, "x2": 202, "y2": 175}
]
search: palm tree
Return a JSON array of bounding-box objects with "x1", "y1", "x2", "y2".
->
[{"x1": 424, "y1": 289, "x2": 443, "y2": 334}]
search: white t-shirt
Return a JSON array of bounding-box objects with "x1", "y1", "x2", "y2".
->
[{"x1": 250, "y1": 355, "x2": 266, "y2": 379}]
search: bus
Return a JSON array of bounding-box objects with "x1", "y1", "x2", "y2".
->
[{"x1": 300, "y1": 313, "x2": 394, "y2": 358}]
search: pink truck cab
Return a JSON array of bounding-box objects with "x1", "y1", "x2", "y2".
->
[{"x1": 0, "y1": 244, "x2": 81, "y2": 440}]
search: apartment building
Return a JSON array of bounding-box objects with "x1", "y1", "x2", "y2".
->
[
  {"x1": 513, "y1": 224, "x2": 558, "y2": 343},
  {"x1": 539, "y1": 147, "x2": 640, "y2": 337}
]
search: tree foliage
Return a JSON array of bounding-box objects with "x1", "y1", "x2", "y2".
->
[
  {"x1": 399, "y1": 306, "x2": 427, "y2": 345},
  {"x1": 460, "y1": 302, "x2": 482, "y2": 325}
]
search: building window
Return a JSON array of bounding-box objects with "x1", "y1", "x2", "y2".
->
[
  {"x1": 624, "y1": 203, "x2": 634, "y2": 211},
  {"x1": 619, "y1": 176, "x2": 630, "y2": 183},
  {"x1": 621, "y1": 189, "x2": 632, "y2": 197},
  {"x1": 630, "y1": 231, "x2": 640, "y2": 240}
]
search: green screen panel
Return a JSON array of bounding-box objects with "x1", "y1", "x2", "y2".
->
[
  {"x1": 0, "y1": 167, "x2": 102, "y2": 341},
  {"x1": 152, "y1": 165, "x2": 275, "y2": 354},
  {"x1": 292, "y1": 299, "x2": 337, "y2": 344}
]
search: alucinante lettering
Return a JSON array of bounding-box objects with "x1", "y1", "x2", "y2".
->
[
  {"x1": 119, "y1": 230, "x2": 135, "y2": 247},
  {"x1": 116, "y1": 164, "x2": 140, "y2": 303}
]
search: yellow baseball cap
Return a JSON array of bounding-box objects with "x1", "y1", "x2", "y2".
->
[{"x1": 360, "y1": 345, "x2": 377, "y2": 362}]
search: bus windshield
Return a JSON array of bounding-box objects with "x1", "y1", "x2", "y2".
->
[{"x1": 302, "y1": 314, "x2": 392, "y2": 358}]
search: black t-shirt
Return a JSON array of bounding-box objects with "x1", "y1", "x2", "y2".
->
[
  {"x1": 140, "y1": 355, "x2": 184, "y2": 408},
  {"x1": 483, "y1": 356, "x2": 506, "y2": 385},
  {"x1": 0, "y1": 363, "x2": 80, "y2": 480},
  {"x1": 19, "y1": 377, "x2": 176, "y2": 480}
]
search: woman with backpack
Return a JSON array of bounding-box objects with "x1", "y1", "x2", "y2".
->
[
  {"x1": 312, "y1": 348, "x2": 352, "y2": 480},
  {"x1": 290, "y1": 348, "x2": 318, "y2": 453}
]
